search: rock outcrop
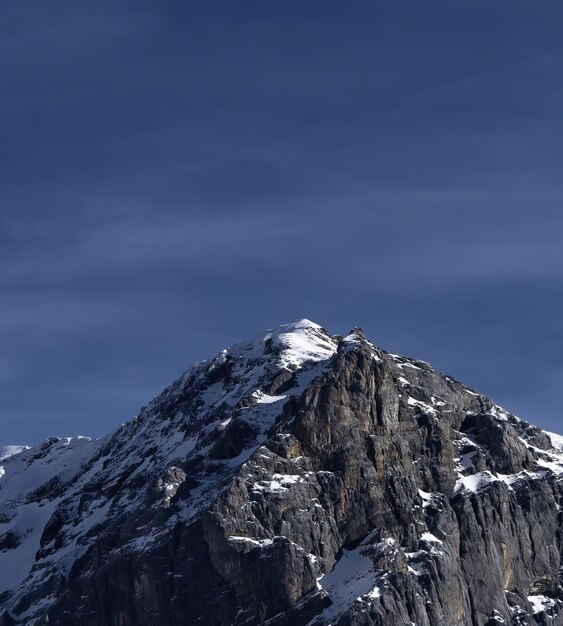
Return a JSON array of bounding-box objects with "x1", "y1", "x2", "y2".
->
[{"x1": 1, "y1": 320, "x2": 562, "y2": 625}]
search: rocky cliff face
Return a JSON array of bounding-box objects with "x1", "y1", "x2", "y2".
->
[{"x1": 1, "y1": 320, "x2": 563, "y2": 626}]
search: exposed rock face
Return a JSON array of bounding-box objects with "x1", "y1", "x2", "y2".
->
[{"x1": 1, "y1": 320, "x2": 563, "y2": 625}]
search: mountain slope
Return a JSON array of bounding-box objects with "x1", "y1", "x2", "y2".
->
[{"x1": 1, "y1": 320, "x2": 563, "y2": 626}]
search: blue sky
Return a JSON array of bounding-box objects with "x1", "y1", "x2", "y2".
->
[{"x1": 2, "y1": 1, "x2": 563, "y2": 444}]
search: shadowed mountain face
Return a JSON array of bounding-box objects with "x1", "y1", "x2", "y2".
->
[{"x1": 1, "y1": 320, "x2": 563, "y2": 626}]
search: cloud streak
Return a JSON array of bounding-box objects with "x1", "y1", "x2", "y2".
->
[{"x1": 2, "y1": 0, "x2": 563, "y2": 443}]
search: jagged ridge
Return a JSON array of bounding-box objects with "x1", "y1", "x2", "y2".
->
[{"x1": 1, "y1": 320, "x2": 563, "y2": 626}]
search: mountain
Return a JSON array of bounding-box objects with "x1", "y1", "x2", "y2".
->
[{"x1": 1, "y1": 319, "x2": 563, "y2": 626}]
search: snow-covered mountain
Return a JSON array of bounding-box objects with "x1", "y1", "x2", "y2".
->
[{"x1": 1, "y1": 320, "x2": 563, "y2": 625}]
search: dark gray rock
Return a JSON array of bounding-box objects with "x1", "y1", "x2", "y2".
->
[{"x1": 1, "y1": 321, "x2": 563, "y2": 626}]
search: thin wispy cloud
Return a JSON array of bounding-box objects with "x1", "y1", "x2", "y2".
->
[{"x1": 2, "y1": 1, "x2": 563, "y2": 443}]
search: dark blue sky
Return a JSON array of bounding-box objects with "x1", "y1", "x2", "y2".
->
[{"x1": 2, "y1": 1, "x2": 563, "y2": 444}]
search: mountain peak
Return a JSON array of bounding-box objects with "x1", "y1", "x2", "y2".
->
[
  {"x1": 255, "y1": 319, "x2": 337, "y2": 370},
  {"x1": 2, "y1": 322, "x2": 563, "y2": 626}
]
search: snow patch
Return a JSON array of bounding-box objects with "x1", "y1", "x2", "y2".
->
[
  {"x1": 408, "y1": 397, "x2": 436, "y2": 415},
  {"x1": 0, "y1": 445, "x2": 29, "y2": 462},
  {"x1": 255, "y1": 319, "x2": 338, "y2": 371},
  {"x1": 452, "y1": 471, "x2": 501, "y2": 496},
  {"x1": 315, "y1": 544, "x2": 381, "y2": 619},
  {"x1": 418, "y1": 490, "x2": 436, "y2": 508},
  {"x1": 527, "y1": 594, "x2": 557, "y2": 614},
  {"x1": 251, "y1": 390, "x2": 286, "y2": 404},
  {"x1": 252, "y1": 473, "x2": 305, "y2": 493},
  {"x1": 546, "y1": 431, "x2": 563, "y2": 452},
  {"x1": 228, "y1": 536, "x2": 273, "y2": 548},
  {"x1": 408, "y1": 561, "x2": 426, "y2": 577}
]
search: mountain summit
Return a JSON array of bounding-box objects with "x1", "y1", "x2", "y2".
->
[{"x1": 1, "y1": 321, "x2": 563, "y2": 625}]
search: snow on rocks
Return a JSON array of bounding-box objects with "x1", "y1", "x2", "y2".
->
[
  {"x1": 228, "y1": 536, "x2": 274, "y2": 548},
  {"x1": 546, "y1": 430, "x2": 563, "y2": 452},
  {"x1": 3, "y1": 319, "x2": 563, "y2": 625},
  {"x1": 407, "y1": 397, "x2": 437, "y2": 415},
  {"x1": 420, "y1": 532, "x2": 443, "y2": 545},
  {"x1": 251, "y1": 473, "x2": 306, "y2": 493},
  {"x1": 527, "y1": 594, "x2": 558, "y2": 614},
  {"x1": 313, "y1": 543, "x2": 382, "y2": 620},
  {"x1": 0, "y1": 320, "x2": 344, "y2": 622},
  {"x1": 418, "y1": 489, "x2": 437, "y2": 508},
  {"x1": 452, "y1": 471, "x2": 506, "y2": 496},
  {"x1": 0, "y1": 445, "x2": 29, "y2": 462},
  {"x1": 0, "y1": 436, "x2": 99, "y2": 597}
]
